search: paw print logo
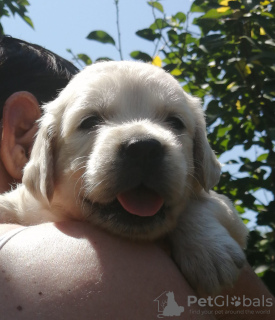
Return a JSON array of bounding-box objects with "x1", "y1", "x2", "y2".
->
[{"x1": 231, "y1": 296, "x2": 241, "y2": 307}]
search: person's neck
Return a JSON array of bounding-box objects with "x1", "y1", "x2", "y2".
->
[{"x1": 0, "y1": 159, "x2": 15, "y2": 193}]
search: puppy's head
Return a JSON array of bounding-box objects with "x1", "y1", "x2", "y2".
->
[{"x1": 23, "y1": 61, "x2": 221, "y2": 240}]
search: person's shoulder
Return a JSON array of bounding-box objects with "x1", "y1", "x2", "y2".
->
[
  {"x1": 0, "y1": 221, "x2": 210, "y2": 320},
  {"x1": 0, "y1": 224, "x2": 24, "y2": 237}
]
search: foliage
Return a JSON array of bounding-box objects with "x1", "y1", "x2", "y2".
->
[
  {"x1": 187, "y1": 0, "x2": 275, "y2": 294},
  {"x1": 0, "y1": 0, "x2": 33, "y2": 35},
  {"x1": 82, "y1": 0, "x2": 275, "y2": 294}
]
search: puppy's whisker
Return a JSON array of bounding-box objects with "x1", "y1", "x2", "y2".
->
[
  {"x1": 71, "y1": 156, "x2": 89, "y2": 165},
  {"x1": 70, "y1": 156, "x2": 89, "y2": 169},
  {"x1": 69, "y1": 165, "x2": 87, "y2": 182},
  {"x1": 69, "y1": 168, "x2": 89, "y2": 201},
  {"x1": 192, "y1": 159, "x2": 204, "y2": 167},
  {"x1": 175, "y1": 133, "x2": 187, "y2": 139},
  {"x1": 72, "y1": 160, "x2": 87, "y2": 173},
  {"x1": 187, "y1": 171, "x2": 200, "y2": 186},
  {"x1": 80, "y1": 176, "x2": 107, "y2": 204},
  {"x1": 71, "y1": 159, "x2": 89, "y2": 170},
  {"x1": 74, "y1": 175, "x2": 87, "y2": 203},
  {"x1": 185, "y1": 182, "x2": 198, "y2": 200}
]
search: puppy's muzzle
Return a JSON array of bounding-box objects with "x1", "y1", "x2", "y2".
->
[
  {"x1": 117, "y1": 138, "x2": 165, "y2": 216},
  {"x1": 84, "y1": 136, "x2": 171, "y2": 239}
]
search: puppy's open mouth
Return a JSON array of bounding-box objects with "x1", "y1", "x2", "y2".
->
[
  {"x1": 117, "y1": 185, "x2": 164, "y2": 217},
  {"x1": 83, "y1": 185, "x2": 167, "y2": 239}
]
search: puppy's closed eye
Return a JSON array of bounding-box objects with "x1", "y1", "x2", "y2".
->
[
  {"x1": 79, "y1": 114, "x2": 104, "y2": 131},
  {"x1": 165, "y1": 115, "x2": 185, "y2": 131}
]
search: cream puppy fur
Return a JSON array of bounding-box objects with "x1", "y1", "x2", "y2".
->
[{"x1": 0, "y1": 61, "x2": 248, "y2": 294}]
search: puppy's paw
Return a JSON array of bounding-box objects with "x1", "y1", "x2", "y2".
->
[
  {"x1": 200, "y1": 237, "x2": 246, "y2": 294},
  {"x1": 170, "y1": 226, "x2": 246, "y2": 295}
]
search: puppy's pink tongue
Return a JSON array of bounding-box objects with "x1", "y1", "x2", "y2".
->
[{"x1": 117, "y1": 187, "x2": 164, "y2": 216}]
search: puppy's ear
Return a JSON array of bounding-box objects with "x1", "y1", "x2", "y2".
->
[
  {"x1": 193, "y1": 116, "x2": 221, "y2": 192},
  {"x1": 22, "y1": 113, "x2": 56, "y2": 205}
]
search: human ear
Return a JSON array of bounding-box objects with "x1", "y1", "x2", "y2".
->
[{"x1": 0, "y1": 91, "x2": 41, "y2": 180}]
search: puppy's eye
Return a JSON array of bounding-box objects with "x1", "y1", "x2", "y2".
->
[
  {"x1": 79, "y1": 115, "x2": 103, "y2": 130},
  {"x1": 165, "y1": 116, "x2": 185, "y2": 131}
]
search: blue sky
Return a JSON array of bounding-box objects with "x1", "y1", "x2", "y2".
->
[{"x1": 2, "y1": 0, "x2": 192, "y2": 63}]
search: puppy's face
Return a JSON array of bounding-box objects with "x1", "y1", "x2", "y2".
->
[{"x1": 23, "y1": 61, "x2": 221, "y2": 240}]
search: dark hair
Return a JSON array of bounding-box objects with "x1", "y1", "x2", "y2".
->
[{"x1": 0, "y1": 36, "x2": 79, "y2": 119}]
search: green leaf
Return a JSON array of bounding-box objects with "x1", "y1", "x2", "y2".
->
[
  {"x1": 267, "y1": 127, "x2": 275, "y2": 140},
  {"x1": 206, "y1": 100, "x2": 222, "y2": 124},
  {"x1": 193, "y1": 17, "x2": 217, "y2": 35},
  {"x1": 77, "y1": 54, "x2": 92, "y2": 65},
  {"x1": 220, "y1": 138, "x2": 229, "y2": 150},
  {"x1": 17, "y1": 0, "x2": 30, "y2": 5},
  {"x1": 147, "y1": 1, "x2": 163, "y2": 13},
  {"x1": 224, "y1": 160, "x2": 239, "y2": 164},
  {"x1": 235, "y1": 205, "x2": 246, "y2": 214},
  {"x1": 228, "y1": 1, "x2": 241, "y2": 9},
  {"x1": 183, "y1": 84, "x2": 191, "y2": 93},
  {"x1": 242, "y1": 219, "x2": 250, "y2": 225},
  {"x1": 190, "y1": 3, "x2": 205, "y2": 13},
  {"x1": 18, "y1": 0, "x2": 30, "y2": 5},
  {"x1": 200, "y1": 34, "x2": 226, "y2": 50},
  {"x1": 136, "y1": 28, "x2": 161, "y2": 41},
  {"x1": 257, "y1": 153, "x2": 268, "y2": 161},
  {"x1": 170, "y1": 68, "x2": 182, "y2": 76},
  {"x1": 174, "y1": 12, "x2": 186, "y2": 23},
  {"x1": 0, "y1": 23, "x2": 4, "y2": 36},
  {"x1": 217, "y1": 125, "x2": 232, "y2": 137},
  {"x1": 199, "y1": 8, "x2": 233, "y2": 19},
  {"x1": 150, "y1": 18, "x2": 169, "y2": 31},
  {"x1": 95, "y1": 57, "x2": 113, "y2": 62},
  {"x1": 239, "y1": 157, "x2": 251, "y2": 164},
  {"x1": 86, "y1": 31, "x2": 116, "y2": 46},
  {"x1": 1, "y1": 8, "x2": 10, "y2": 18},
  {"x1": 23, "y1": 15, "x2": 34, "y2": 28},
  {"x1": 130, "y1": 51, "x2": 152, "y2": 62},
  {"x1": 168, "y1": 30, "x2": 179, "y2": 44},
  {"x1": 163, "y1": 63, "x2": 179, "y2": 72}
]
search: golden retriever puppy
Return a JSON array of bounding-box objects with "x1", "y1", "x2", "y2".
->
[{"x1": 0, "y1": 61, "x2": 248, "y2": 294}]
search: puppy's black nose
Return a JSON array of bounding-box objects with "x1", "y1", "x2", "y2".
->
[{"x1": 122, "y1": 138, "x2": 164, "y2": 167}]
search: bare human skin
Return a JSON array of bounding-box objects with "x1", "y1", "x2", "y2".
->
[{"x1": 0, "y1": 221, "x2": 214, "y2": 320}]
